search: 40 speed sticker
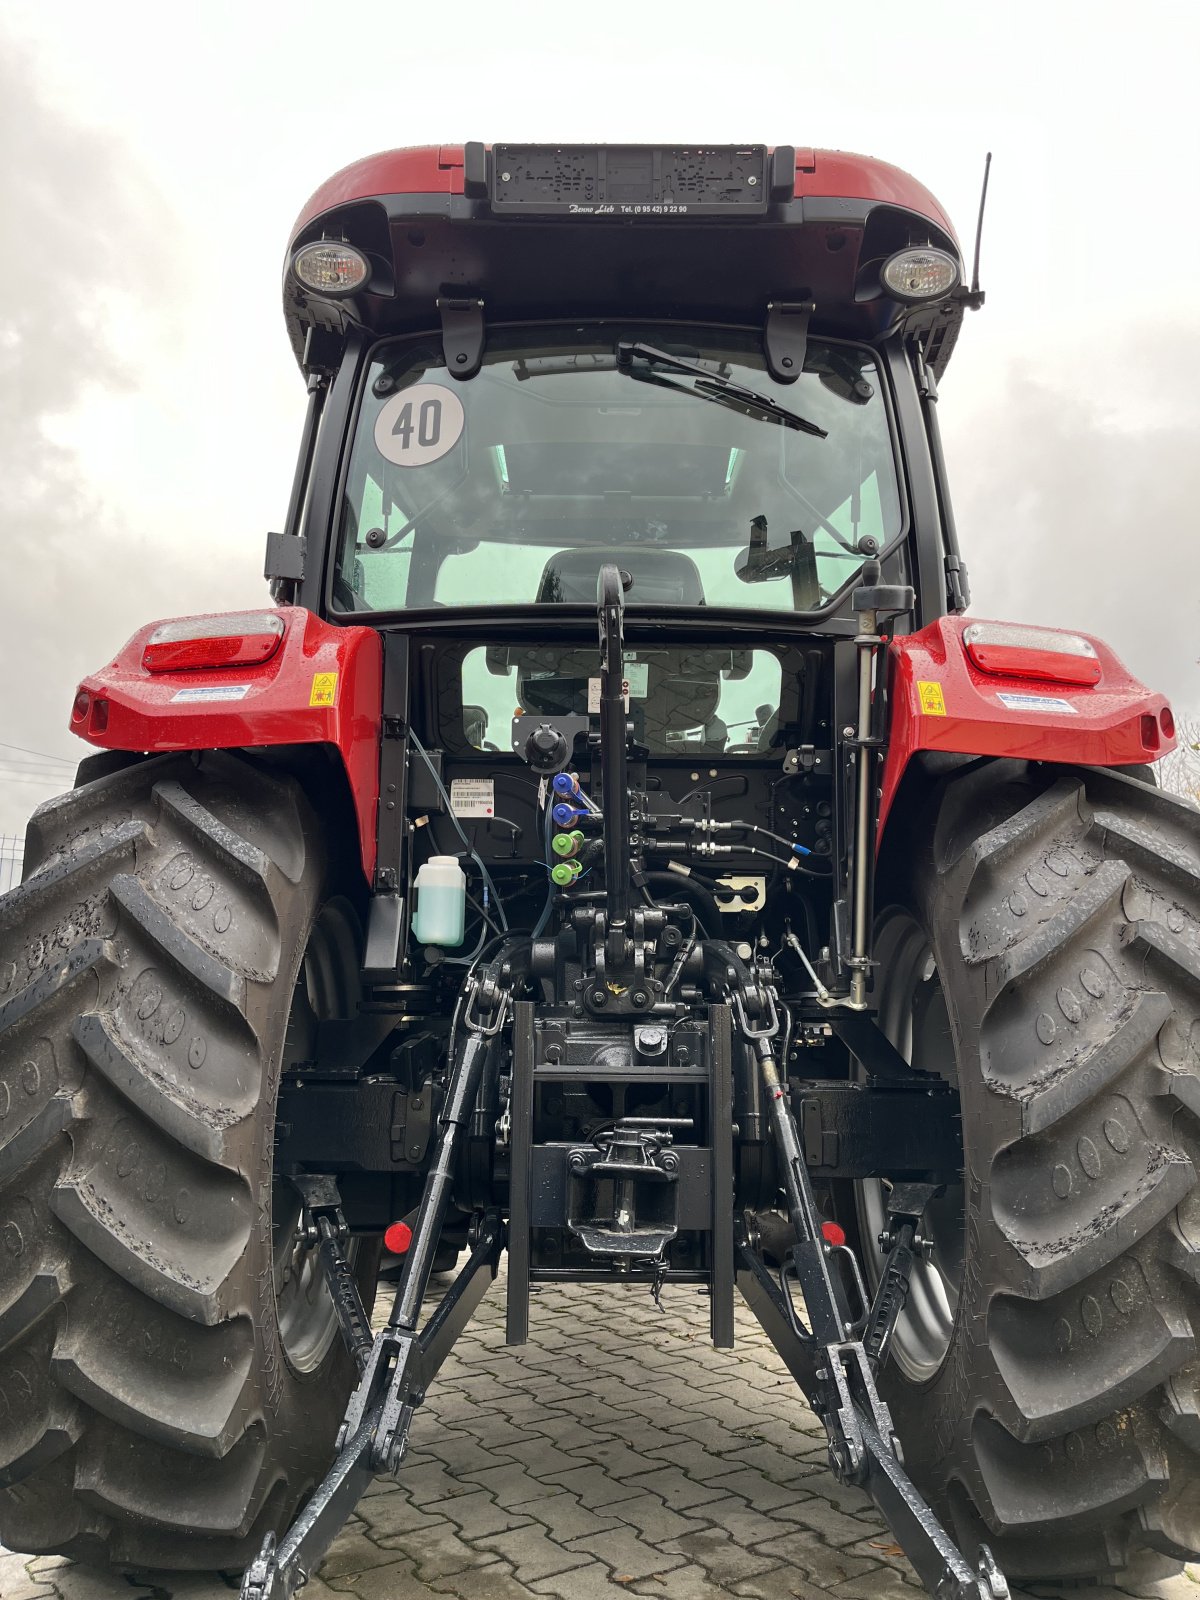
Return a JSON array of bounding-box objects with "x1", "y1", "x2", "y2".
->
[{"x1": 374, "y1": 383, "x2": 465, "y2": 468}]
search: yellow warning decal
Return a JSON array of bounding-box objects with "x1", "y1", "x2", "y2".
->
[
  {"x1": 917, "y1": 680, "x2": 946, "y2": 716},
  {"x1": 310, "y1": 672, "x2": 339, "y2": 707}
]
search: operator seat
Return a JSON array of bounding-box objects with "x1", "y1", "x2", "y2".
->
[
  {"x1": 515, "y1": 549, "x2": 726, "y2": 750},
  {"x1": 536, "y1": 546, "x2": 705, "y2": 606}
]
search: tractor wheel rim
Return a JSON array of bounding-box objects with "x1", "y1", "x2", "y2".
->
[
  {"x1": 855, "y1": 911, "x2": 966, "y2": 1384},
  {"x1": 272, "y1": 901, "x2": 361, "y2": 1375},
  {"x1": 272, "y1": 1181, "x2": 345, "y2": 1374}
]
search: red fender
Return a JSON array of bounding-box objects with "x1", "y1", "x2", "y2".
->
[
  {"x1": 878, "y1": 616, "x2": 1176, "y2": 842},
  {"x1": 70, "y1": 607, "x2": 383, "y2": 881}
]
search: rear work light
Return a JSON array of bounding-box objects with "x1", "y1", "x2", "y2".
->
[
  {"x1": 963, "y1": 622, "x2": 1102, "y2": 687},
  {"x1": 142, "y1": 612, "x2": 285, "y2": 673},
  {"x1": 291, "y1": 240, "x2": 370, "y2": 295},
  {"x1": 880, "y1": 246, "x2": 959, "y2": 303}
]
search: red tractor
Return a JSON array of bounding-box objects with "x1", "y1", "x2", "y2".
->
[{"x1": 0, "y1": 144, "x2": 1195, "y2": 1600}]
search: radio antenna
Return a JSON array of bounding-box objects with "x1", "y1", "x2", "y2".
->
[{"x1": 968, "y1": 151, "x2": 992, "y2": 308}]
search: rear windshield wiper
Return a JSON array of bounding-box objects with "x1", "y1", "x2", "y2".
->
[{"x1": 615, "y1": 341, "x2": 828, "y2": 440}]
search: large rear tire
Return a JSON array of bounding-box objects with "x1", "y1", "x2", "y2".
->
[
  {"x1": 858, "y1": 758, "x2": 1200, "y2": 1584},
  {"x1": 0, "y1": 752, "x2": 375, "y2": 1570}
]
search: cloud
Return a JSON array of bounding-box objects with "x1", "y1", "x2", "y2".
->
[
  {"x1": 947, "y1": 343, "x2": 1200, "y2": 718},
  {"x1": 0, "y1": 41, "x2": 262, "y2": 833}
]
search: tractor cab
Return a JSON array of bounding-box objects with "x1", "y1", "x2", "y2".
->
[{"x1": 272, "y1": 143, "x2": 974, "y2": 633}]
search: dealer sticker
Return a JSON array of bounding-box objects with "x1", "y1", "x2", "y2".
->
[
  {"x1": 449, "y1": 778, "x2": 495, "y2": 818},
  {"x1": 171, "y1": 684, "x2": 251, "y2": 703},
  {"x1": 917, "y1": 681, "x2": 946, "y2": 716},
  {"x1": 997, "y1": 692, "x2": 1079, "y2": 714}
]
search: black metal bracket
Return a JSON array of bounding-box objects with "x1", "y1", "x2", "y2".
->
[
  {"x1": 438, "y1": 296, "x2": 485, "y2": 380},
  {"x1": 764, "y1": 299, "x2": 814, "y2": 383},
  {"x1": 263, "y1": 530, "x2": 306, "y2": 583},
  {"x1": 289, "y1": 1175, "x2": 373, "y2": 1373},
  {"x1": 240, "y1": 1211, "x2": 504, "y2": 1600}
]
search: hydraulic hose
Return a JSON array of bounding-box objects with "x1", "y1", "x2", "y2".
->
[{"x1": 639, "y1": 871, "x2": 722, "y2": 938}]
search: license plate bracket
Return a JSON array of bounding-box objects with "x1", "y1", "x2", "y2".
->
[{"x1": 490, "y1": 145, "x2": 771, "y2": 217}]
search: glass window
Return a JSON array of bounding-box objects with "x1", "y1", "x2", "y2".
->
[
  {"x1": 334, "y1": 326, "x2": 902, "y2": 616},
  {"x1": 462, "y1": 644, "x2": 783, "y2": 757}
]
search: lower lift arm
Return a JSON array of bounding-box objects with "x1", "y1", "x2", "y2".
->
[
  {"x1": 240, "y1": 953, "x2": 524, "y2": 1600},
  {"x1": 727, "y1": 962, "x2": 1007, "y2": 1600}
]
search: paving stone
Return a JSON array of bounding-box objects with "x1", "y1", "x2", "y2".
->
[
  {"x1": 320, "y1": 1554, "x2": 426, "y2": 1596},
  {"x1": 473, "y1": 1523, "x2": 594, "y2": 1584},
  {"x1": 354, "y1": 1490, "x2": 453, "y2": 1540},
  {"x1": 830, "y1": 1568, "x2": 918, "y2": 1600},
  {"x1": 691, "y1": 1498, "x2": 802, "y2": 1548},
  {"x1": 528, "y1": 1560, "x2": 656, "y2": 1599},
  {"x1": 435, "y1": 1488, "x2": 536, "y2": 1540},
  {"x1": 427, "y1": 1562, "x2": 539, "y2": 1599},
  {"x1": 579, "y1": 1438, "x2": 664, "y2": 1483},
  {"x1": 756, "y1": 1533, "x2": 882, "y2": 1589},
  {"x1": 730, "y1": 1567, "x2": 834, "y2": 1599},
  {"x1": 563, "y1": 1525, "x2": 687, "y2": 1580},
  {"x1": 0, "y1": 1549, "x2": 55, "y2": 1600},
  {"x1": 504, "y1": 1438, "x2": 586, "y2": 1481},
  {"x1": 601, "y1": 1490, "x2": 703, "y2": 1544},
  {"x1": 645, "y1": 1438, "x2": 738, "y2": 1481},
  {"x1": 316, "y1": 1519, "x2": 427, "y2": 1579},
  {"x1": 702, "y1": 1466, "x2": 814, "y2": 1511},
  {"x1": 770, "y1": 1497, "x2": 881, "y2": 1548},
  {"x1": 619, "y1": 1465, "x2": 738, "y2": 1513},
  {"x1": 511, "y1": 1489, "x2": 619, "y2": 1544},
  {"x1": 420, "y1": 1425, "x2": 520, "y2": 1478},
  {"x1": 464, "y1": 1461, "x2": 549, "y2": 1509},
  {"x1": 670, "y1": 1527, "x2": 780, "y2": 1586},
  {"x1": 373, "y1": 1519, "x2": 501, "y2": 1581},
  {"x1": 628, "y1": 1567, "x2": 741, "y2": 1600},
  {"x1": 393, "y1": 1460, "x2": 482, "y2": 1508},
  {"x1": 549, "y1": 1464, "x2": 644, "y2": 1509},
  {"x1": 717, "y1": 1442, "x2": 823, "y2": 1486}
]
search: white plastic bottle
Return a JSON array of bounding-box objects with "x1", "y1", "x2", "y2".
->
[{"x1": 411, "y1": 855, "x2": 467, "y2": 947}]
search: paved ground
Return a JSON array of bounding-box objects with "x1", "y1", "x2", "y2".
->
[{"x1": 3, "y1": 1269, "x2": 1198, "y2": 1600}]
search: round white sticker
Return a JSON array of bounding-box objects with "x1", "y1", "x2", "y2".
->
[{"x1": 374, "y1": 383, "x2": 465, "y2": 467}]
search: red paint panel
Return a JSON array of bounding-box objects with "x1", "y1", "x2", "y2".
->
[
  {"x1": 791, "y1": 150, "x2": 957, "y2": 242},
  {"x1": 70, "y1": 608, "x2": 383, "y2": 882},
  {"x1": 290, "y1": 144, "x2": 956, "y2": 247},
  {"x1": 878, "y1": 616, "x2": 1175, "y2": 841},
  {"x1": 292, "y1": 146, "x2": 462, "y2": 236}
]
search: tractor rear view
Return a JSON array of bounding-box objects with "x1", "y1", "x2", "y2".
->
[{"x1": 0, "y1": 144, "x2": 1196, "y2": 1600}]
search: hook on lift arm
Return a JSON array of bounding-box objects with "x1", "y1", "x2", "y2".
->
[{"x1": 723, "y1": 960, "x2": 1008, "y2": 1600}]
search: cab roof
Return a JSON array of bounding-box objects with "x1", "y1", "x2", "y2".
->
[{"x1": 284, "y1": 144, "x2": 968, "y2": 377}]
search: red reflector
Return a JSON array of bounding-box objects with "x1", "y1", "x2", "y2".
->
[
  {"x1": 142, "y1": 632, "x2": 281, "y2": 673},
  {"x1": 821, "y1": 1221, "x2": 846, "y2": 1248},
  {"x1": 964, "y1": 639, "x2": 1101, "y2": 686},
  {"x1": 384, "y1": 1222, "x2": 413, "y2": 1256}
]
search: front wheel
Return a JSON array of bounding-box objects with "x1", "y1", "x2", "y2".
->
[{"x1": 848, "y1": 759, "x2": 1200, "y2": 1585}]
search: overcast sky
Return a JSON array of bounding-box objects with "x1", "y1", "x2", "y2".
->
[{"x1": 1, "y1": 0, "x2": 1197, "y2": 836}]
